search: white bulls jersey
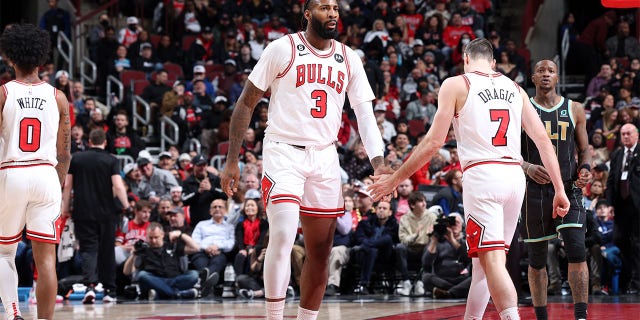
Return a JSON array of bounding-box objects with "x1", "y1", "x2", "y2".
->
[
  {"x1": 249, "y1": 32, "x2": 375, "y2": 146},
  {"x1": 453, "y1": 71, "x2": 523, "y2": 169},
  {"x1": 1, "y1": 80, "x2": 60, "y2": 166}
]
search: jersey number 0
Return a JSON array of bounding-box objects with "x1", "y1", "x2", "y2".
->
[{"x1": 19, "y1": 118, "x2": 42, "y2": 152}]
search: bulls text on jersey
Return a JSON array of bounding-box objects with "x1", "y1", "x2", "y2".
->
[{"x1": 295, "y1": 64, "x2": 345, "y2": 94}]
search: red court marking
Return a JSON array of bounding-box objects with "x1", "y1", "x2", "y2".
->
[{"x1": 372, "y1": 303, "x2": 638, "y2": 319}]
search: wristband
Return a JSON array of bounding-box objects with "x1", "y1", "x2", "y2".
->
[{"x1": 579, "y1": 164, "x2": 591, "y2": 172}]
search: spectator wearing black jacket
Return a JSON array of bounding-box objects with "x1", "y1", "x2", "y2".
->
[
  {"x1": 141, "y1": 69, "x2": 172, "y2": 109},
  {"x1": 351, "y1": 200, "x2": 399, "y2": 295},
  {"x1": 155, "y1": 34, "x2": 180, "y2": 64},
  {"x1": 122, "y1": 222, "x2": 202, "y2": 300},
  {"x1": 357, "y1": 49, "x2": 384, "y2": 99},
  {"x1": 106, "y1": 110, "x2": 145, "y2": 157},
  {"x1": 422, "y1": 213, "x2": 471, "y2": 299},
  {"x1": 133, "y1": 43, "x2": 162, "y2": 77},
  {"x1": 182, "y1": 154, "x2": 228, "y2": 228}
]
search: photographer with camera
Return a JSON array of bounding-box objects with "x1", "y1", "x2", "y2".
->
[
  {"x1": 421, "y1": 212, "x2": 471, "y2": 299},
  {"x1": 123, "y1": 222, "x2": 202, "y2": 300}
]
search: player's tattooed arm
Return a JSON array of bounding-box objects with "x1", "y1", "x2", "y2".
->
[
  {"x1": 227, "y1": 81, "x2": 265, "y2": 163},
  {"x1": 55, "y1": 90, "x2": 72, "y2": 188}
]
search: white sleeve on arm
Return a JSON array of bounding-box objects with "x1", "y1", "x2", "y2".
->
[{"x1": 352, "y1": 101, "x2": 385, "y2": 160}]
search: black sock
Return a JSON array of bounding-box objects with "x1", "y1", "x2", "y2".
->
[
  {"x1": 534, "y1": 306, "x2": 548, "y2": 320},
  {"x1": 574, "y1": 302, "x2": 587, "y2": 319}
]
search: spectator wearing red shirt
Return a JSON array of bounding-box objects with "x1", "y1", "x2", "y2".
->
[
  {"x1": 115, "y1": 200, "x2": 152, "y2": 265},
  {"x1": 263, "y1": 14, "x2": 289, "y2": 41},
  {"x1": 442, "y1": 13, "x2": 474, "y2": 56},
  {"x1": 456, "y1": 0, "x2": 485, "y2": 38},
  {"x1": 400, "y1": 1, "x2": 423, "y2": 42}
]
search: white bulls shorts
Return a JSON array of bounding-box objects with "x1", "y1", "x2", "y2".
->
[
  {"x1": 260, "y1": 136, "x2": 344, "y2": 217},
  {"x1": 463, "y1": 161, "x2": 525, "y2": 257},
  {"x1": 0, "y1": 163, "x2": 62, "y2": 245}
]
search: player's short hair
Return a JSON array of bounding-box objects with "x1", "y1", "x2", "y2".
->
[
  {"x1": 0, "y1": 24, "x2": 51, "y2": 73},
  {"x1": 463, "y1": 38, "x2": 494, "y2": 62},
  {"x1": 89, "y1": 128, "x2": 107, "y2": 145}
]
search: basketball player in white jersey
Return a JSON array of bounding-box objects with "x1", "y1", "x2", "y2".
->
[
  {"x1": 0, "y1": 24, "x2": 71, "y2": 320},
  {"x1": 368, "y1": 38, "x2": 570, "y2": 320},
  {"x1": 220, "y1": 0, "x2": 388, "y2": 319}
]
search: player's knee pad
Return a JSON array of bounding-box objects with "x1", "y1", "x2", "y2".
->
[
  {"x1": 265, "y1": 202, "x2": 300, "y2": 256},
  {"x1": 559, "y1": 227, "x2": 586, "y2": 263},
  {"x1": 527, "y1": 241, "x2": 548, "y2": 270}
]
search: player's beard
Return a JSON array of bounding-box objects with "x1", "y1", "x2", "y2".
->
[{"x1": 310, "y1": 16, "x2": 338, "y2": 39}]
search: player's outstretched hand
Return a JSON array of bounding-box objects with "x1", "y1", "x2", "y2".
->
[
  {"x1": 552, "y1": 191, "x2": 571, "y2": 218},
  {"x1": 368, "y1": 174, "x2": 398, "y2": 202},
  {"x1": 220, "y1": 162, "x2": 241, "y2": 197}
]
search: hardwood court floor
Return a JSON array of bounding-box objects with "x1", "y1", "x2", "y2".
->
[{"x1": 4, "y1": 294, "x2": 640, "y2": 319}]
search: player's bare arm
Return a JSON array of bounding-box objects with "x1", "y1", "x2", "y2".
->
[
  {"x1": 572, "y1": 101, "x2": 592, "y2": 188},
  {"x1": 220, "y1": 81, "x2": 265, "y2": 196},
  {"x1": 62, "y1": 174, "x2": 73, "y2": 216},
  {"x1": 55, "y1": 90, "x2": 71, "y2": 188},
  {"x1": 520, "y1": 87, "x2": 570, "y2": 216},
  {"x1": 368, "y1": 76, "x2": 459, "y2": 200}
]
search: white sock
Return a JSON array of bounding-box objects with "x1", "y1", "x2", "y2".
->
[
  {"x1": 499, "y1": 307, "x2": 520, "y2": 320},
  {"x1": 264, "y1": 202, "x2": 300, "y2": 298},
  {"x1": 464, "y1": 258, "x2": 490, "y2": 319},
  {"x1": 266, "y1": 300, "x2": 286, "y2": 320},
  {"x1": 0, "y1": 243, "x2": 20, "y2": 320},
  {"x1": 297, "y1": 306, "x2": 319, "y2": 320}
]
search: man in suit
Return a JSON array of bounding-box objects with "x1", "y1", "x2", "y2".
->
[{"x1": 606, "y1": 123, "x2": 640, "y2": 294}]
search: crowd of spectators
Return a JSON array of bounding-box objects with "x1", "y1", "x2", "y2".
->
[{"x1": 3, "y1": 0, "x2": 640, "y2": 302}]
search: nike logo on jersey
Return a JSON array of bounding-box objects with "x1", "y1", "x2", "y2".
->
[{"x1": 299, "y1": 52, "x2": 310, "y2": 56}]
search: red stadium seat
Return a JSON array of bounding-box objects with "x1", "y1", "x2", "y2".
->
[
  {"x1": 150, "y1": 34, "x2": 161, "y2": 48},
  {"x1": 163, "y1": 62, "x2": 184, "y2": 79},
  {"x1": 205, "y1": 64, "x2": 224, "y2": 74},
  {"x1": 132, "y1": 80, "x2": 149, "y2": 96},
  {"x1": 120, "y1": 70, "x2": 147, "y2": 88},
  {"x1": 182, "y1": 35, "x2": 197, "y2": 51}
]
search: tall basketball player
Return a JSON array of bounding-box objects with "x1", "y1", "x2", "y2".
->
[
  {"x1": 0, "y1": 24, "x2": 71, "y2": 320},
  {"x1": 368, "y1": 38, "x2": 571, "y2": 320},
  {"x1": 220, "y1": 0, "x2": 388, "y2": 319},
  {"x1": 521, "y1": 60, "x2": 592, "y2": 320}
]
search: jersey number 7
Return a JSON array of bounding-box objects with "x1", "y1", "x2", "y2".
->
[
  {"x1": 490, "y1": 109, "x2": 509, "y2": 147},
  {"x1": 19, "y1": 118, "x2": 42, "y2": 152}
]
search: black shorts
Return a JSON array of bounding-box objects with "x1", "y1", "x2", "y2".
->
[{"x1": 520, "y1": 181, "x2": 586, "y2": 242}]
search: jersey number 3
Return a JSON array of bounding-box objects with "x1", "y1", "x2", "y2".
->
[
  {"x1": 490, "y1": 109, "x2": 509, "y2": 146},
  {"x1": 19, "y1": 118, "x2": 42, "y2": 152},
  {"x1": 310, "y1": 90, "x2": 327, "y2": 118}
]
